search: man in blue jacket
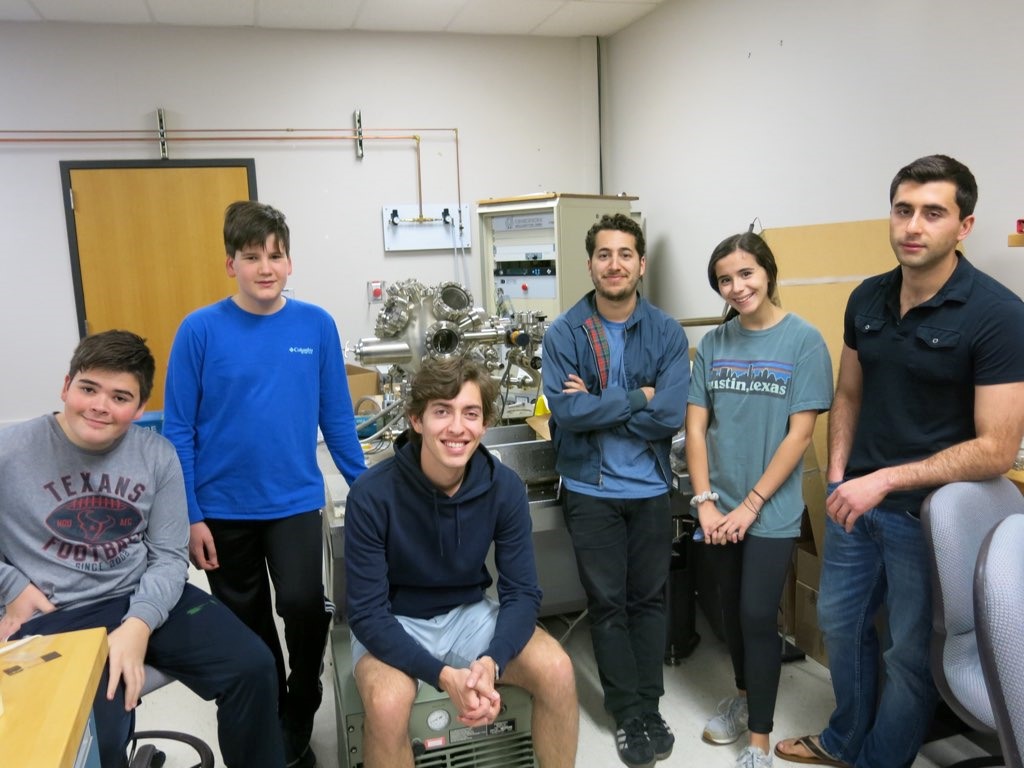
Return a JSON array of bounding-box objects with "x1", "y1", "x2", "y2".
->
[
  {"x1": 543, "y1": 213, "x2": 689, "y2": 768},
  {"x1": 344, "y1": 356, "x2": 578, "y2": 768}
]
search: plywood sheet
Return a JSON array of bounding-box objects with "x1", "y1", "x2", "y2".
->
[{"x1": 765, "y1": 218, "x2": 892, "y2": 279}]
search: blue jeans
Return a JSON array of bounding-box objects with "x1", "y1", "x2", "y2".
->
[
  {"x1": 817, "y1": 491, "x2": 938, "y2": 768},
  {"x1": 562, "y1": 489, "x2": 672, "y2": 723}
]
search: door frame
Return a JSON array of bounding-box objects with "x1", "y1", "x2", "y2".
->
[{"x1": 59, "y1": 158, "x2": 258, "y2": 337}]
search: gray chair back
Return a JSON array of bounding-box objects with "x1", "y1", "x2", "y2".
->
[
  {"x1": 132, "y1": 666, "x2": 215, "y2": 768},
  {"x1": 142, "y1": 665, "x2": 175, "y2": 695},
  {"x1": 975, "y1": 513, "x2": 1024, "y2": 768},
  {"x1": 921, "y1": 476, "x2": 1024, "y2": 732}
]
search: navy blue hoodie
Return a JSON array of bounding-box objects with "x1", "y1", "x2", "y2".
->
[{"x1": 344, "y1": 437, "x2": 542, "y2": 686}]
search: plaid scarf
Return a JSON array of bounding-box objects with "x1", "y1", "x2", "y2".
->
[{"x1": 582, "y1": 312, "x2": 611, "y2": 390}]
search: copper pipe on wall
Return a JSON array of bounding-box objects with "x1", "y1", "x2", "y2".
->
[
  {"x1": 0, "y1": 124, "x2": 466, "y2": 248},
  {"x1": 0, "y1": 133, "x2": 417, "y2": 142},
  {"x1": 0, "y1": 126, "x2": 460, "y2": 140}
]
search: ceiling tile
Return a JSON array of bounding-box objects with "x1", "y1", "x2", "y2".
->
[
  {"x1": 353, "y1": 0, "x2": 466, "y2": 34},
  {"x1": 446, "y1": 0, "x2": 565, "y2": 35},
  {"x1": 31, "y1": 0, "x2": 152, "y2": 24},
  {"x1": 0, "y1": 0, "x2": 40, "y2": 22},
  {"x1": 533, "y1": 0, "x2": 657, "y2": 37},
  {"x1": 148, "y1": 0, "x2": 255, "y2": 27},
  {"x1": 0, "y1": 0, "x2": 666, "y2": 36},
  {"x1": 258, "y1": 0, "x2": 362, "y2": 31}
]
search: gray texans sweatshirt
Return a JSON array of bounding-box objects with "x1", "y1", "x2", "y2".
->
[{"x1": 0, "y1": 415, "x2": 189, "y2": 631}]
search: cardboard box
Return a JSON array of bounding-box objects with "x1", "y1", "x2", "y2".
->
[
  {"x1": 802, "y1": 444, "x2": 827, "y2": 556},
  {"x1": 1008, "y1": 468, "x2": 1024, "y2": 496},
  {"x1": 780, "y1": 541, "x2": 817, "y2": 637},
  {"x1": 345, "y1": 364, "x2": 379, "y2": 407},
  {"x1": 795, "y1": 581, "x2": 828, "y2": 666},
  {"x1": 796, "y1": 542, "x2": 822, "y2": 590},
  {"x1": 764, "y1": 220, "x2": 898, "y2": 561}
]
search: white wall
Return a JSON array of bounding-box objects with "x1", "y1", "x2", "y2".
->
[
  {"x1": 0, "y1": 22, "x2": 599, "y2": 424},
  {"x1": 5, "y1": 3, "x2": 1023, "y2": 425},
  {"x1": 601, "y1": 0, "x2": 1024, "y2": 326}
]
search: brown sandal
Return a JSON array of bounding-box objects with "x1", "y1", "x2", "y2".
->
[{"x1": 774, "y1": 735, "x2": 851, "y2": 767}]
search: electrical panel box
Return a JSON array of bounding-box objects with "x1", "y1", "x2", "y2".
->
[{"x1": 477, "y1": 193, "x2": 639, "y2": 320}]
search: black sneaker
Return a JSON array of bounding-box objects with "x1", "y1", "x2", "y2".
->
[
  {"x1": 616, "y1": 716, "x2": 655, "y2": 768},
  {"x1": 283, "y1": 720, "x2": 317, "y2": 768},
  {"x1": 642, "y1": 710, "x2": 675, "y2": 760},
  {"x1": 285, "y1": 742, "x2": 317, "y2": 768}
]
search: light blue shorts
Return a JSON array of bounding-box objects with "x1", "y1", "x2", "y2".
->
[{"x1": 350, "y1": 596, "x2": 500, "y2": 684}]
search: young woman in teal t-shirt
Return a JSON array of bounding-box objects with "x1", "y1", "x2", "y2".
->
[{"x1": 686, "y1": 232, "x2": 833, "y2": 768}]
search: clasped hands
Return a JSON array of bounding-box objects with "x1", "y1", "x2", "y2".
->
[
  {"x1": 698, "y1": 504, "x2": 756, "y2": 545},
  {"x1": 438, "y1": 656, "x2": 502, "y2": 727}
]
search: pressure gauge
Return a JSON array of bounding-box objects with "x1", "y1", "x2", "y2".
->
[{"x1": 427, "y1": 708, "x2": 451, "y2": 732}]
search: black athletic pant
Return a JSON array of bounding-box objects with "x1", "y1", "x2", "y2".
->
[{"x1": 205, "y1": 509, "x2": 332, "y2": 744}]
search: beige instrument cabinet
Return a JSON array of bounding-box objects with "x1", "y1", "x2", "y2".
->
[{"x1": 477, "y1": 193, "x2": 638, "y2": 319}]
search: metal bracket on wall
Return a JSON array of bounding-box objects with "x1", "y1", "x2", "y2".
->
[
  {"x1": 381, "y1": 204, "x2": 471, "y2": 251},
  {"x1": 157, "y1": 108, "x2": 168, "y2": 160},
  {"x1": 354, "y1": 110, "x2": 364, "y2": 160}
]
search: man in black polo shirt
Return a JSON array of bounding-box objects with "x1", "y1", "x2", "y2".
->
[{"x1": 776, "y1": 155, "x2": 1024, "y2": 768}]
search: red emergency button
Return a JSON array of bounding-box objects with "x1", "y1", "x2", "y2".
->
[{"x1": 521, "y1": 283, "x2": 529, "y2": 293}]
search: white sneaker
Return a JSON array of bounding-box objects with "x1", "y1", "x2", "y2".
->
[
  {"x1": 702, "y1": 695, "x2": 749, "y2": 745},
  {"x1": 736, "y1": 745, "x2": 773, "y2": 768}
]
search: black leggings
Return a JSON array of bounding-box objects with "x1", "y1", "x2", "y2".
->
[{"x1": 706, "y1": 534, "x2": 795, "y2": 734}]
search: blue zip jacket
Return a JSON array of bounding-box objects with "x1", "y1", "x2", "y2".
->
[
  {"x1": 542, "y1": 291, "x2": 689, "y2": 487},
  {"x1": 344, "y1": 437, "x2": 541, "y2": 687}
]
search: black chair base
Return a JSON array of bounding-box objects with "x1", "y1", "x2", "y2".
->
[
  {"x1": 129, "y1": 730, "x2": 215, "y2": 768},
  {"x1": 128, "y1": 744, "x2": 165, "y2": 768}
]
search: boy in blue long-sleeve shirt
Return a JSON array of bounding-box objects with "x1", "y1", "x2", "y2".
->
[{"x1": 163, "y1": 201, "x2": 366, "y2": 768}]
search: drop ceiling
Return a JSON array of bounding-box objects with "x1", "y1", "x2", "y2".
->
[{"x1": 0, "y1": 0, "x2": 666, "y2": 38}]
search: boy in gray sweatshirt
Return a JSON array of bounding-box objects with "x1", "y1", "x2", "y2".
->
[{"x1": 0, "y1": 330, "x2": 284, "y2": 768}]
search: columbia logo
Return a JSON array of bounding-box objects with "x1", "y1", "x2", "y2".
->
[{"x1": 289, "y1": 347, "x2": 314, "y2": 355}]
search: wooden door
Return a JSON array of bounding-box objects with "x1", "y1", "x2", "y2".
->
[{"x1": 61, "y1": 160, "x2": 256, "y2": 411}]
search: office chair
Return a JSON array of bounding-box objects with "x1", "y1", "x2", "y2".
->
[
  {"x1": 128, "y1": 666, "x2": 215, "y2": 768},
  {"x1": 921, "y1": 476, "x2": 1024, "y2": 768},
  {"x1": 975, "y1": 513, "x2": 1024, "y2": 768}
]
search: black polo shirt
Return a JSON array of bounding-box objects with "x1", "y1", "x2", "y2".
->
[{"x1": 844, "y1": 254, "x2": 1024, "y2": 513}]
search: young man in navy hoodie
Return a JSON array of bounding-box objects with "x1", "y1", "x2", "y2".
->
[{"x1": 344, "y1": 356, "x2": 579, "y2": 768}]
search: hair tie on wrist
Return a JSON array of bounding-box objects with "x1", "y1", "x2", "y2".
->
[{"x1": 690, "y1": 490, "x2": 720, "y2": 507}]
